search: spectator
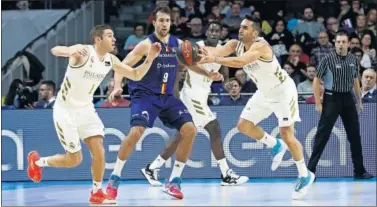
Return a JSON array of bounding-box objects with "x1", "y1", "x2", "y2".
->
[
  {"x1": 250, "y1": 10, "x2": 272, "y2": 35},
  {"x1": 310, "y1": 32, "x2": 335, "y2": 67},
  {"x1": 222, "y1": 3, "x2": 242, "y2": 34},
  {"x1": 350, "y1": 47, "x2": 369, "y2": 75},
  {"x1": 266, "y1": 18, "x2": 294, "y2": 62},
  {"x1": 297, "y1": 65, "x2": 316, "y2": 100},
  {"x1": 349, "y1": 36, "x2": 372, "y2": 69},
  {"x1": 361, "y1": 33, "x2": 377, "y2": 67},
  {"x1": 182, "y1": 0, "x2": 202, "y2": 18},
  {"x1": 225, "y1": 0, "x2": 251, "y2": 18},
  {"x1": 219, "y1": 24, "x2": 231, "y2": 45},
  {"x1": 234, "y1": 69, "x2": 257, "y2": 93},
  {"x1": 361, "y1": 68, "x2": 376, "y2": 103},
  {"x1": 282, "y1": 44, "x2": 308, "y2": 81},
  {"x1": 218, "y1": 0, "x2": 231, "y2": 16},
  {"x1": 314, "y1": 0, "x2": 339, "y2": 19},
  {"x1": 366, "y1": 8, "x2": 377, "y2": 35},
  {"x1": 351, "y1": 14, "x2": 371, "y2": 39},
  {"x1": 99, "y1": 79, "x2": 131, "y2": 108},
  {"x1": 123, "y1": 23, "x2": 146, "y2": 52},
  {"x1": 204, "y1": 0, "x2": 220, "y2": 16},
  {"x1": 326, "y1": 17, "x2": 342, "y2": 44},
  {"x1": 283, "y1": 62, "x2": 302, "y2": 86},
  {"x1": 34, "y1": 80, "x2": 56, "y2": 109},
  {"x1": 291, "y1": 6, "x2": 326, "y2": 40},
  {"x1": 170, "y1": 4, "x2": 188, "y2": 37},
  {"x1": 219, "y1": 78, "x2": 248, "y2": 105},
  {"x1": 305, "y1": 81, "x2": 324, "y2": 104},
  {"x1": 207, "y1": 5, "x2": 224, "y2": 22},
  {"x1": 337, "y1": 0, "x2": 358, "y2": 29},
  {"x1": 352, "y1": 0, "x2": 364, "y2": 15},
  {"x1": 185, "y1": 17, "x2": 206, "y2": 44}
]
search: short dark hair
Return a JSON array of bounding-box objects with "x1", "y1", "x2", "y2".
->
[
  {"x1": 303, "y1": 5, "x2": 314, "y2": 13},
  {"x1": 41, "y1": 80, "x2": 56, "y2": 93},
  {"x1": 90, "y1": 24, "x2": 112, "y2": 43},
  {"x1": 153, "y1": 6, "x2": 171, "y2": 20},
  {"x1": 335, "y1": 30, "x2": 350, "y2": 41},
  {"x1": 229, "y1": 77, "x2": 242, "y2": 87},
  {"x1": 244, "y1": 14, "x2": 261, "y2": 35},
  {"x1": 207, "y1": 21, "x2": 222, "y2": 30}
]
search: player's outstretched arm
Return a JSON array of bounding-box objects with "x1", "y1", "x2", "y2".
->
[
  {"x1": 112, "y1": 42, "x2": 162, "y2": 81},
  {"x1": 201, "y1": 39, "x2": 238, "y2": 57},
  {"x1": 51, "y1": 44, "x2": 89, "y2": 68},
  {"x1": 198, "y1": 42, "x2": 267, "y2": 68}
]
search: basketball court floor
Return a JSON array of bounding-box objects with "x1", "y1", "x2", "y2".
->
[{"x1": 2, "y1": 178, "x2": 376, "y2": 206}]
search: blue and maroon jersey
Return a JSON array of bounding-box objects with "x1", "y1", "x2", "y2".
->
[{"x1": 128, "y1": 33, "x2": 179, "y2": 96}]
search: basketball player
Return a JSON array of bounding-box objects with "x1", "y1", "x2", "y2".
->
[
  {"x1": 26, "y1": 24, "x2": 162, "y2": 204},
  {"x1": 141, "y1": 21, "x2": 249, "y2": 187},
  {"x1": 197, "y1": 15, "x2": 315, "y2": 200},
  {"x1": 106, "y1": 7, "x2": 223, "y2": 200}
]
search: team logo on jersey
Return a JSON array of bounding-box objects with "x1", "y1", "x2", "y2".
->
[
  {"x1": 336, "y1": 64, "x2": 341, "y2": 69},
  {"x1": 157, "y1": 63, "x2": 176, "y2": 69},
  {"x1": 244, "y1": 62, "x2": 260, "y2": 72},
  {"x1": 142, "y1": 111, "x2": 149, "y2": 121},
  {"x1": 105, "y1": 61, "x2": 111, "y2": 66},
  {"x1": 83, "y1": 70, "x2": 107, "y2": 81}
]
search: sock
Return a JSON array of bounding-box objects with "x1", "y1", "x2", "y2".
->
[
  {"x1": 112, "y1": 157, "x2": 126, "y2": 177},
  {"x1": 217, "y1": 158, "x2": 229, "y2": 177},
  {"x1": 35, "y1": 157, "x2": 49, "y2": 167},
  {"x1": 258, "y1": 132, "x2": 277, "y2": 148},
  {"x1": 295, "y1": 159, "x2": 308, "y2": 177},
  {"x1": 149, "y1": 155, "x2": 166, "y2": 170},
  {"x1": 92, "y1": 181, "x2": 102, "y2": 193},
  {"x1": 169, "y1": 161, "x2": 185, "y2": 182}
]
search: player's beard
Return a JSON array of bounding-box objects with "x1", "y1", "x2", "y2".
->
[{"x1": 157, "y1": 28, "x2": 169, "y2": 38}]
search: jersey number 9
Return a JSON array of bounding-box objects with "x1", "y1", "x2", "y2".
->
[{"x1": 163, "y1": 72, "x2": 169, "y2": 83}]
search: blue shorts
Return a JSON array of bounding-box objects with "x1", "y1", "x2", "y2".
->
[{"x1": 130, "y1": 94, "x2": 193, "y2": 130}]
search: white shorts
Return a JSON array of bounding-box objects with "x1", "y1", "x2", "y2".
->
[
  {"x1": 52, "y1": 103, "x2": 104, "y2": 153},
  {"x1": 180, "y1": 89, "x2": 216, "y2": 127},
  {"x1": 240, "y1": 79, "x2": 301, "y2": 127}
]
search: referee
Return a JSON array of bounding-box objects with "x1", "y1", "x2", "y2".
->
[{"x1": 307, "y1": 31, "x2": 373, "y2": 179}]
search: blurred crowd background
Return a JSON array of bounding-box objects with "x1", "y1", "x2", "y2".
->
[{"x1": 2, "y1": 0, "x2": 376, "y2": 110}]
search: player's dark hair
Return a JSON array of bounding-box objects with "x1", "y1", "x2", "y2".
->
[
  {"x1": 207, "y1": 21, "x2": 222, "y2": 30},
  {"x1": 41, "y1": 80, "x2": 56, "y2": 93},
  {"x1": 244, "y1": 14, "x2": 262, "y2": 35},
  {"x1": 335, "y1": 30, "x2": 350, "y2": 41},
  {"x1": 153, "y1": 6, "x2": 171, "y2": 20},
  {"x1": 90, "y1": 24, "x2": 112, "y2": 44}
]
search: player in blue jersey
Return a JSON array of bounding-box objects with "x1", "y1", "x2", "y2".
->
[{"x1": 105, "y1": 6, "x2": 223, "y2": 200}]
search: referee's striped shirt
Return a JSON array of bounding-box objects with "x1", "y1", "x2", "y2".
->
[{"x1": 316, "y1": 51, "x2": 359, "y2": 93}]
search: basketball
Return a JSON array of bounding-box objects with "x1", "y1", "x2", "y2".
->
[{"x1": 176, "y1": 40, "x2": 199, "y2": 66}]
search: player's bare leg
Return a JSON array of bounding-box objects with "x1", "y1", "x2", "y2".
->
[
  {"x1": 280, "y1": 125, "x2": 315, "y2": 200},
  {"x1": 237, "y1": 118, "x2": 288, "y2": 171},
  {"x1": 84, "y1": 136, "x2": 115, "y2": 204},
  {"x1": 27, "y1": 150, "x2": 83, "y2": 183},
  {"x1": 163, "y1": 122, "x2": 197, "y2": 199},
  {"x1": 106, "y1": 126, "x2": 146, "y2": 200}
]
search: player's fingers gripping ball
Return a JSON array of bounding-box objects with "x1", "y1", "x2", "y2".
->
[{"x1": 176, "y1": 40, "x2": 200, "y2": 66}]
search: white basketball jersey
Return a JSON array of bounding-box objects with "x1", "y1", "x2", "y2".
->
[
  {"x1": 182, "y1": 40, "x2": 222, "y2": 96},
  {"x1": 56, "y1": 45, "x2": 113, "y2": 108},
  {"x1": 236, "y1": 37, "x2": 290, "y2": 93}
]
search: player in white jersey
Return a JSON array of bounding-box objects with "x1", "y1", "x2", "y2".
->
[
  {"x1": 140, "y1": 22, "x2": 249, "y2": 186},
  {"x1": 26, "y1": 24, "x2": 162, "y2": 204},
  {"x1": 197, "y1": 15, "x2": 315, "y2": 200}
]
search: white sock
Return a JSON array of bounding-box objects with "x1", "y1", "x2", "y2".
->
[
  {"x1": 112, "y1": 157, "x2": 126, "y2": 177},
  {"x1": 258, "y1": 132, "x2": 277, "y2": 148},
  {"x1": 217, "y1": 158, "x2": 229, "y2": 177},
  {"x1": 93, "y1": 181, "x2": 102, "y2": 193},
  {"x1": 35, "y1": 157, "x2": 49, "y2": 167},
  {"x1": 169, "y1": 161, "x2": 185, "y2": 181},
  {"x1": 295, "y1": 159, "x2": 308, "y2": 177},
  {"x1": 149, "y1": 155, "x2": 166, "y2": 170}
]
